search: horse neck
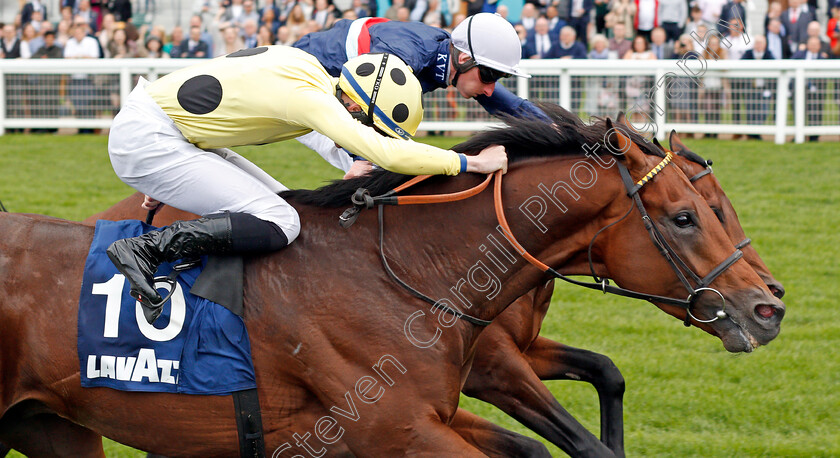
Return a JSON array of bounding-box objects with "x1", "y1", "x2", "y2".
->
[{"x1": 376, "y1": 155, "x2": 628, "y2": 324}]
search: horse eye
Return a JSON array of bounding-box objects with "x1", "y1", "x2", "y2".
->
[{"x1": 673, "y1": 213, "x2": 694, "y2": 228}]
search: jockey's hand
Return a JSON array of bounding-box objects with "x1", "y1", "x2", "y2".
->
[
  {"x1": 466, "y1": 145, "x2": 508, "y2": 175},
  {"x1": 343, "y1": 160, "x2": 374, "y2": 179},
  {"x1": 141, "y1": 195, "x2": 164, "y2": 211}
]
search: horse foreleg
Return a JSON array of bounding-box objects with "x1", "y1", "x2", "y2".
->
[
  {"x1": 450, "y1": 408, "x2": 550, "y2": 458},
  {"x1": 0, "y1": 412, "x2": 104, "y2": 457},
  {"x1": 525, "y1": 336, "x2": 625, "y2": 456},
  {"x1": 463, "y1": 341, "x2": 613, "y2": 458}
]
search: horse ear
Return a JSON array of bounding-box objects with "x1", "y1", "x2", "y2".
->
[
  {"x1": 652, "y1": 136, "x2": 664, "y2": 150},
  {"x1": 669, "y1": 130, "x2": 687, "y2": 154},
  {"x1": 616, "y1": 111, "x2": 626, "y2": 125},
  {"x1": 604, "y1": 118, "x2": 644, "y2": 168}
]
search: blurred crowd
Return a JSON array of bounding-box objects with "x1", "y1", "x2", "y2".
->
[
  {"x1": 4, "y1": 0, "x2": 840, "y2": 62},
  {"x1": 2, "y1": 0, "x2": 838, "y2": 138}
]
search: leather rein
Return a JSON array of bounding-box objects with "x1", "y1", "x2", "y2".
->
[{"x1": 341, "y1": 153, "x2": 742, "y2": 328}]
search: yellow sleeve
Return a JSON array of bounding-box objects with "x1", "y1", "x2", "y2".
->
[{"x1": 290, "y1": 88, "x2": 463, "y2": 176}]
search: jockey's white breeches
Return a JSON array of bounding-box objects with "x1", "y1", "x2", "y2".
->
[{"x1": 108, "y1": 78, "x2": 300, "y2": 243}]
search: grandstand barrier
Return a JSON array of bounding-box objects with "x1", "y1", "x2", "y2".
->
[{"x1": 1, "y1": 58, "x2": 839, "y2": 143}]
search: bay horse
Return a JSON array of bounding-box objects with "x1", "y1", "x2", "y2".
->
[
  {"x1": 0, "y1": 116, "x2": 783, "y2": 456},
  {"x1": 83, "y1": 125, "x2": 786, "y2": 458}
]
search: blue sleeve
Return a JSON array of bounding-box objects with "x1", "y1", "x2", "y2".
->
[
  {"x1": 366, "y1": 22, "x2": 451, "y2": 93},
  {"x1": 475, "y1": 84, "x2": 550, "y2": 121}
]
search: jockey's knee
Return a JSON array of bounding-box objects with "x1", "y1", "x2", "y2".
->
[{"x1": 228, "y1": 211, "x2": 296, "y2": 253}]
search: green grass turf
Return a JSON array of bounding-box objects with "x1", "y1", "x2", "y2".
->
[{"x1": 0, "y1": 134, "x2": 837, "y2": 457}]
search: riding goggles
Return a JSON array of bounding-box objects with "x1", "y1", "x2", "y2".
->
[{"x1": 478, "y1": 65, "x2": 511, "y2": 84}]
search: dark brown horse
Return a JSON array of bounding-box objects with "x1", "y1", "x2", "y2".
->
[{"x1": 1, "y1": 116, "x2": 783, "y2": 456}]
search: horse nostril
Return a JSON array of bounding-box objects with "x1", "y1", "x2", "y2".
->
[
  {"x1": 755, "y1": 303, "x2": 784, "y2": 321},
  {"x1": 769, "y1": 283, "x2": 785, "y2": 299}
]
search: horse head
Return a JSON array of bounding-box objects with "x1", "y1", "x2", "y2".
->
[
  {"x1": 578, "y1": 120, "x2": 784, "y2": 352},
  {"x1": 666, "y1": 130, "x2": 786, "y2": 301}
]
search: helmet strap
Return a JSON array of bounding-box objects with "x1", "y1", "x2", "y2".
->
[{"x1": 366, "y1": 53, "x2": 389, "y2": 125}]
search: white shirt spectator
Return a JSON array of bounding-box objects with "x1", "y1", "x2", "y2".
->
[{"x1": 697, "y1": 0, "x2": 728, "y2": 24}]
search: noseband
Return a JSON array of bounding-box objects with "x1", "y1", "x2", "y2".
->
[{"x1": 343, "y1": 152, "x2": 742, "y2": 328}]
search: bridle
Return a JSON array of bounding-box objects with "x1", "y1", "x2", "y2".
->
[
  {"x1": 341, "y1": 151, "x2": 743, "y2": 328},
  {"x1": 683, "y1": 156, "x2": 752, "y2": 252}
]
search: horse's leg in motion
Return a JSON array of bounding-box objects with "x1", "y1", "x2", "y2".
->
[
  {"x1": 463, "y1": 333, "x2": 614, "y2": 458},
  {"x1": 450, "y1": 409, "x2": 551, "y2": 458},
  {"x1": 0, "y1": 406, "x2": 104, "y2": 457},
  {"x1": 526, "y1": 337, "x2": 626, "y2": 456}
]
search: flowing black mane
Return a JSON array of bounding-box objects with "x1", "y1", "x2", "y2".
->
[{"x1": 281, "y1": 103, "x2": 664, "y2": 208}]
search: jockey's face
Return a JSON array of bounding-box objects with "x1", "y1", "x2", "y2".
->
[{"x1": 452, "y1": 53, "x2": 496, "y2": 99}]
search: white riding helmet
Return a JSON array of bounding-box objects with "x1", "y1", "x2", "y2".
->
[{"x1": 451, "y1": 13, "x2": 530, "y2": 79}]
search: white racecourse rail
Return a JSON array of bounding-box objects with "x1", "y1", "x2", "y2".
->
[{"x1": 1, "y1": 58, "x2": 839, "y2": 144}]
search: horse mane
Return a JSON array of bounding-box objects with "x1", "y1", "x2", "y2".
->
[{"x1": 281, "y1": 103, "x2": 664, "y2": 208}]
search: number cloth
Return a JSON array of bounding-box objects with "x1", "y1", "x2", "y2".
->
[{"x1": 78, "y1": 220, "x2": 257, "y2": 394}]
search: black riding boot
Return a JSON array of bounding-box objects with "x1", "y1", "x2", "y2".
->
[{"x1": 107, "y1": 213, "x2": 233, "y2": 324}]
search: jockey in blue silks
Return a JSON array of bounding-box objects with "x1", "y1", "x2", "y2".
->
[{"x1": 294, "y1": 13, "x2": 549, "y2": 177}]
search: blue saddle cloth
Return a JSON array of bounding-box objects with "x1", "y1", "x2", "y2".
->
[{"x1": 78, "y1": 220, "x2": 256, "y2": 395}]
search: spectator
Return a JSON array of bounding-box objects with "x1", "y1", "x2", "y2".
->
[
  {"x1": 588, "y1": 32, "x2": 610, "y2": 58},
  {"x1": 781, "y1": 0, "x2": 815, "y2": 53},
  {"x1": 241, "y1": 18, "x2": 258, "y2": 48},
  {"x1": 385, "y1": 0, "x2": 404, "y2": 20},
  {"x1": 164, "y1": 25, "x2": 184, "y2": 56},
  {"x1": 546, "y1": 5, "x2": 567, "y2": 35},
  {"x1": 462, "y1": 0, "x2": 485, "y2": 17},
  {"x1": 105, "y1": 0, "x2": 132, "y2": 22},
  {"x1": 792, "y1": 36, "x2": 826, "y2": 140},
  {"x1": 608, "y1": 0, "x2": 636, "y2": 37},
  {"x1": 649, "y1": 26, "x2": 672, "y2": 59},
  {"x1": 241, "y1": 0, "x2": 262, "y2": 25},
  {"x1": 519, "y1": 3, "x2": 538, "y2": 31},
  {"x1": 549, "y1": 25, "x2": 588, "y2": 58},
  {"x1": 594, "y1": 0, "x2": 610, "y2": 34},
  {"x1": 190, "y1": 14, "x2": 215, "y2": 56},
  {"x1": 396, "y1": 6, "x2": 411, "y2": 21},
  {"x1": 684, "y1": 6, "x2": 709, "y2": 35},
  {"x1": 258, "y1": 5, "x2": 282, "y2": 36},
  {"x1": 0, "y1": 24, "x2": 23, "y2": 58},
  {"x1": 718, "y1": 0, "x2": 745, "y2": 34},
  {"x1": 351, "y1": 0, "x2": 370, "y2": 18},
  {"x1": 29, "y1": 11, "x2": 45, "y2": 32},
  {"x1": 623, "y1": 34, "x2": 655, "y2": 58},
  {"x1": 64, "y1": 21, "x2": 100, "y2": 128},
  {"x1": 742, "y1": 35, "x2": 774, "y2": 138},
  {"x1": 311, "y1": 0, "x2": 335, "y2": 30},
  {"x1": 140, "y1": 35, "x2": 168, "y2": 58},
  {"x1": 285, "y1": 4, "x2": 308, "y2": 42},
  {"x1": 568, "y1": 0, "x2": 594, "y2": 43},
  {"x1": 526, "y1": 16, "x2": 559, "y2": 59},
  {"x1": 33, "y1": 30, "x2": 63, "y2": 57},
  {"x1": 179, "y1": 25, "x2": 210, "y2": 57},
  {"x1": 496, "y1": 4, "x2": 509, "y2": 22},
  {"x1": 215, "y1": 24, "x2": 244, "y2": 55},
  {"x1": 726, "y1": 19, "x2": 749, "y2": 60},
  {"x1": 257, "y1": 24, "x2": 275, "y2": 46},
  {"x1": 828, "y1": 5, "x2": 840, "y2": 54},
  {"x1": 766, "y1": 19, "x2": 789, "y2": 58},
  {"x1": 75, "y1": 0, "x2": 98, "y2": 32},
  {"x1": 671, "y1": 32, "x2": 693, "y2": 57},
  {"x1": 97, "y1": 13, "x2": 117, "y2": 57},
  {"x1": 634, "y1": 0, "x2": 658, "y2": 41},
  {"x1": 701, "y1": 34, "x2": 727, "y2": 128},
  {"x1": 56, "y1": 17, "x2": 72, "y2": 46},
  {"x1": 697, "y1": 0, "x2": 728, "y2": 25},
  {"x1": 608, "y1": 21, "x2": 632, "y2": 56},
  {"x1": 658, "y1": 0, "x2": 686, "y2": 42},
  {"x1": 219, "y1": 0, "x2": 245, "y2": 28},
  {"x1": 804, "y1": 20, "x2": 831, "y2": 55},
  {"x1": 21, "y1": 0, "x2": 48, "y2": 26},
  {"x1": 765, "y1": 1, "x2": 784, "y2": 33},
  {"x1": 108, "y1": 27, "x2": 138, "y2": 58},
  {"x1": 276, "y1": 25, "x2": 294, "y2": 45},
  {"x1": 514, "y1": 23, "x2": 528, "y2": 56},
  {"x1": 22, "y1": 22, "x2": 43, "y2": 57}
]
